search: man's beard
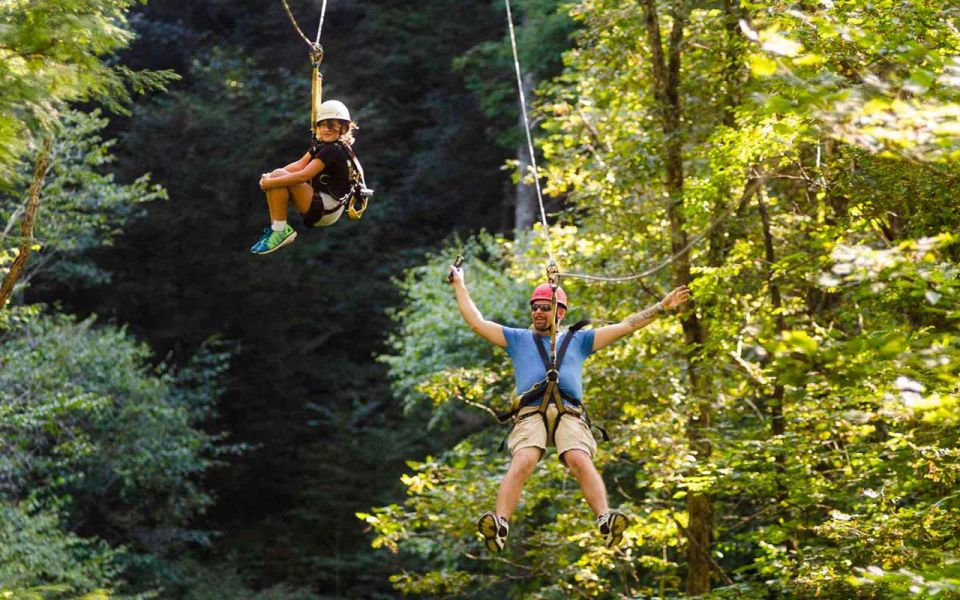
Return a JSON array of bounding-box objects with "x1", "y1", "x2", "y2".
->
[{"x1": 533, "y1": 319, "x2": 551, "y2": 333}]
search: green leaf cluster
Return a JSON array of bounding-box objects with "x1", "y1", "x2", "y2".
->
[{"x1": 0, "y1": 110, "x2": 166, "y2": 290}]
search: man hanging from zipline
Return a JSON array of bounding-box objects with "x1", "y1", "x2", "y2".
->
[{"x1": 448, "y1": 264, "x2": 691, "y2": 551}]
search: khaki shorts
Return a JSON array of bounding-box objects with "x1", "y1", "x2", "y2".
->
[{"x1": 506, "y1": 403, "x2": 598, "y2": 462}]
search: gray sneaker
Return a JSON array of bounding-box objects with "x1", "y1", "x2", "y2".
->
[
  {"x1": 477, "y1": 511, "x2": 509, "y2": 552},
  {"x1": 597, "y1": 510, "x2": 629, "y2": 548}
]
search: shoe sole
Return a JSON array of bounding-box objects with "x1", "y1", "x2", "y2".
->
[
  {"x1": 603, "y1": 512, "x2": 629, "y2": 548},
  {"x1": 254, "y1": 230, "x2": 298, "y2": 255},
  {"x1": 477, "y1": 513, "x2": 505, "y2": 552}
]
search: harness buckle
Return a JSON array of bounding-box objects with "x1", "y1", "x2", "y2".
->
[{"x1": 545, "y1": 369, "x2": 559, "y2": 382}]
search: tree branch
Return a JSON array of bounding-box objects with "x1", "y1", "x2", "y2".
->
[{"x1": 0, "y1": 138, "x2": 53, "y2": 311}]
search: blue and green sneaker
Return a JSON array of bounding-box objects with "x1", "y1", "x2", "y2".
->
[
  {"x1": 251, "y1": 224, "x2": 297, "y2": 255},
  {"x1": 249, "y1": 227, "x2": 271, "y2": 253}
]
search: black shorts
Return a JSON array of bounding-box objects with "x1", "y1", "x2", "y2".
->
[{"x1": 302, "y1": 194, "x2": 343, "y2": 228}]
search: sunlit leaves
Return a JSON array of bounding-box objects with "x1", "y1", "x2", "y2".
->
[{"x1": 743, "y1": 2, "x2": 960, "y2": 162}]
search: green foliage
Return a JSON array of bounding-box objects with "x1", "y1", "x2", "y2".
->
[
  {"x1": 743, "y1": 0, "x2": 960, "y2": 162},
  {"x1": 0, "y1": 110, "x2": 167, "y2": 289},
  {"x1": 0, "y1": 312, "x2": 234, "y2": 593},
  {"x1": 0, "y1": 500, "x2": 119, "y2": 598},
  {"x1": 0, "y1": 0, "x2": 177, "y2": 181}
]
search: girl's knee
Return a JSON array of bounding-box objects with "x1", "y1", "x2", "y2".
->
[{"x1": 269, "y1": 168, "x2": 289, "y2": 177}]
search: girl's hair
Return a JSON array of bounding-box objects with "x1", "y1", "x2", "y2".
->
[{"x1": 340, "y1": 120, "x2": 357, "y2": 146}]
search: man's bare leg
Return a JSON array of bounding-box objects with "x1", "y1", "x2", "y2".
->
[
  {"x1": 562, "y1": 449, "x2": 608, "y2": 516},
  {"x1": 495, "y1": 446, "x2": 541, "y2": 519}
]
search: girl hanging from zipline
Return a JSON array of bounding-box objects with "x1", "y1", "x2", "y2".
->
[{"x1": 250, "y1": 99, "x2": 366, "y2": 255}]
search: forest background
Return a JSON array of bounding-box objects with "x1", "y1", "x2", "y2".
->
[{"x1": 1, "y1": 0, "x2": 959, "y2": 599}]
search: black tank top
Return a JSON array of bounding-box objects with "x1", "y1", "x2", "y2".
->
[{"x1": 308, "y1": 141, "x2": 351, "y2": 199}]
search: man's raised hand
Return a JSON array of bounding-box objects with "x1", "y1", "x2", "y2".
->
[
  {"x1": 662, "y1": 286, "x2": 692, "y2": 311},
  {"x1": 446, "y1": 255, "x2": 466, "y2": 285}
]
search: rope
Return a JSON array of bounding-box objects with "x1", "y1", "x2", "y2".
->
[
  {"x1": 547, "y1": 263, "x2": 560, "y2": 369},
  {"x1": 278, "y1": 0, "x2": 329, "y2": 130},
  {"x1": 504, "y1": 0, "x2": 555, "y2": 266}
]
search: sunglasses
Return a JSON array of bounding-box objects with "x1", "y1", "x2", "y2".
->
[{"x1": 530, "y1": 303, "x2": 553, "y2": 312}]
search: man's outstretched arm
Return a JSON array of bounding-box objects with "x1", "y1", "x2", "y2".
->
[
  {"x1": 449, "y1": 266, "x2": 508, "y2": 348},
  {"x1": 592, "y1": 286, "x2": 691, "y2": 352}
]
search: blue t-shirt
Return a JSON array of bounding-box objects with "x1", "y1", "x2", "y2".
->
[{"x1": 502, "y1": 326, "x2": 596, "y2": 406}]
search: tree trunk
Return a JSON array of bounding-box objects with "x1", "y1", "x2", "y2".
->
[
  {"x1": 515, "y1": 71, "x2": 538, "y2": 231},
  {"x1": 721, "y1": 0, "x2": 743, "y2": 129},
  {"x1": 708, "y1": 0, "x2": 746, "y2": 265},
  {"x1": 641, "y1": 0, "x2": 713, "y2": 594},
  {"x1": 0, "y1": 138, "x2": 52, "y2": 312},
  {"x1": 758, "y1": 189, "x2": 787, "y2": 489}
]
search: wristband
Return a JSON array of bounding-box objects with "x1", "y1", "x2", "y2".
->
[{"x1": 655, "y1": 301, "x2": 666, "y2": 314}]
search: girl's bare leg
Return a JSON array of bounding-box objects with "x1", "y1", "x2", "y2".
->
[
  {"x1": 263, "y1": 169, "x2": 312, "y2": 221},
  {"x1": 288, "y1": 183, "x2": 313, "y2": 214},
  {"x1": 266, "y1": 187, "x2": 290, "y2": 221},
  {"x1": 264, "y1": 169, "x2": 291, "y2": 222}
]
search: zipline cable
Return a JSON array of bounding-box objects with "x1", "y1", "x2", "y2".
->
[
  {"x1": 279, "y1": 0, "x2": 324, "y2": 55},
  {"x1": 278, "y1": 0, "x2": 328, "y2": 130},
  {"x1": 315, "y1": 0, "x2": 327, "y2": 45},
  {"x1": 504, "y1": 0, "x2": 555, "y2": 266},
  {"x1": 558, "y1": 177, "x2": 763, "y2": 283}
]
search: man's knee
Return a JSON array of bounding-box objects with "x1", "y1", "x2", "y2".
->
[
  {"x1": 562, "y1": 449, "x2": 594, "y2": 474},
  {"x1": 510, "y1": 447, "x2": 541, "y2": 475}
]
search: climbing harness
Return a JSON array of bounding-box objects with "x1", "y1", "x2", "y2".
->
[
  {"x1": 339, "y1": 141, "x2": 373, "y2": 220},
  {"x1": 279, "y1": 0, "x2": 374, "y2": 224},
  {"x1": 305, "y1": 140, "x2": 374, "y2": 226},
  {"x1": 489, "y1": 258, "x2": 609, "y2": 449}
]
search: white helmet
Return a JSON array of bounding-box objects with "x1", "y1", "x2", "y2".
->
[{"x1": 316, "y1": 99, "x2": 351, "y2": 123}]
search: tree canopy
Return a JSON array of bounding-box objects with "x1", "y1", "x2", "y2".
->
[
  {"x1": 2, "y1": 0, "x2": 959, "y2": 598},
  {"x1": 362, "y1": 1, "x2": 960, "y2": 597}
]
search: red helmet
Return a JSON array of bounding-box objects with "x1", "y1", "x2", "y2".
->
[{"x1": 530, "y1": 283, "x2": 567, "y2": 309}]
